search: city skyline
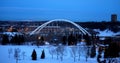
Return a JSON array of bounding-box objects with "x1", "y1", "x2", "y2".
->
[{"x1": 0, "y1": 0, "x2": 120, "y2": 22}]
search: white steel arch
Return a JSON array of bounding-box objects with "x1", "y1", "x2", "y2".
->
[{"x1": 30, "y1": 19, "x2": 91, "y2": 36}]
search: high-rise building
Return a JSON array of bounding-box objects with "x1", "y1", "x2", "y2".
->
[{"x1": 111, "y1": 14, "x2": 117, "y2": 22}]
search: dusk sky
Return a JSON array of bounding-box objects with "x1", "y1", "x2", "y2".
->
[{"x1": 0, "y1": 0, "x2": 120, "y2": 22}]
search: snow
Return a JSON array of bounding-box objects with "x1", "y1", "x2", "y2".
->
[
  {"x1": 97, "y1": 29, "x2": 115, "y2": 37},
  {"x1": 94, "y1": 29, "x2": 120, "y2": 37},
  {"x1": 3, "y1": 32, "x2": 23, "y2": 37},
  {"x1": 1, "y1": 29, "x2": 120, "y2": 63},
  {"x1": 0, "y1": 45, "x2": 97, "y2": 63},
  {"x1": 114, "y1": 32, "x2": 120, "y2": 36}
]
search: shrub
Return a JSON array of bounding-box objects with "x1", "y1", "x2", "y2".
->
[
  {"x1": 41, "y1": 50, "x2": 45, "y2": 59},
  {"x1": 31, "y1": 49, "x2": 37, "y2": 60}
]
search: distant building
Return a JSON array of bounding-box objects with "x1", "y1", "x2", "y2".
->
[{"x1": 111, "y1": 14, "x2": 117, "y2": 22}]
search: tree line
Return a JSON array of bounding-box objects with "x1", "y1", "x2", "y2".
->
[
  {"x1": 1, "y1": 34, "x2": 25, "y2": 45},
  {"x1": 62, "y1": 34, "x2": 91, "y2": 46}
]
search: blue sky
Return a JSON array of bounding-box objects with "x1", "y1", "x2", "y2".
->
[{"x1": 0, "y1": 0, "x2": 120, "y2": 22}]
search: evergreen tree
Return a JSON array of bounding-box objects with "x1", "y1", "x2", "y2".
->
[
  {"x1": 62, "y1": 36, "x2": 67, "y2": 45},
  {"x1": 0, "y1": 27, "x2": 3, "y2": 32},
  {"x1": 40, "y1": 36, "x2": 44, "y2": 45},
  {"x1": 68, "y1": 34, "x2": 72, "y2": 45},
  {"x1": 41, "y1": 50, "x2": 45, "y2": 59},
  {"x1": 97, "y1": 53, "x2": 101, "y2": 63},
  {"x1": 68, "y1": 34, "x2": 76, "y2": 45},
  {"x1": 2, "y1": 34, "x2": 9, "y2": 45},
  {"x1": 104, "y1": 42, "x2": 120, "y2": 58},
  {"x1": 83, "y1": 34, "x2": 91, "y2": 45},
  {"x1": 20, "y1": 35, "x2": 25, "y2": 44},
  {"x1": 31, "y1": 49, "x2": 37, "y2": 60},
  {"x1": 41, "y1": 36, "x2": 44, "y2": 41},
  {"x1": 12, "y1": 34, "x2": 18, "y2": 45},
  {"x1": 90, "y1": 45, "x2": 96, "y2": 58}
]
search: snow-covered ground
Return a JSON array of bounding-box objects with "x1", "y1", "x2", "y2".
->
[
  {"x1": 94, "y1": 29, "x2": 120, "y2": 37},
  {"x1": 0, "y1": 29, "x2": 120, "y2": 63},
  {"x1": 0, "y1": 45, "x2": 97, "y2": 63}
]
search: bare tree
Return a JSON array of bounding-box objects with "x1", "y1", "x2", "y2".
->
[
  {"x1": 77, "y1": 46, "x2": 84, "y2": 61},
  {"x1": 22, "y1": 51, "x2": 25, "y2": 60},
  {"x1": 8, "y1": 48, "x2": 13, "y2": 58},
  {"x1": 85, "y1": 47, "x2": 89, "y2": 62},
  {"x1": 78, "y1": 45, "x2": 90, "y2": 62},
  {"x1": 14, "y1": 48, "x2": 21, "y2": 63},
  {"x1": 56, "y1": 45, "x2": 66, "y2": 61},
  {"x1": 70, "y1": 46, "x2": 78, "y2": 62},
  {"x1": 85, "y1": 46, "x2": 91, "y2": 62},
  {"x1": 49, "y1": 46, "x2": 56, "y2": 59},
  {"x1": 49, "y1": 45, "x2": 66, "y2": 61}
]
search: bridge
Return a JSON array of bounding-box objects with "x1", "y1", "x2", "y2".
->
[{"x1": 29, "y1": 19, "x2": 91, "y2": 36}]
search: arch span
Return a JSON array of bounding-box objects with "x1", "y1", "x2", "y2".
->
[{"x1": 30, "y1": 19, "x2": 91, "y2": 36}]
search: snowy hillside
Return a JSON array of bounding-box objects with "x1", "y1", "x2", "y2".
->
[
  {"x1": 0, "y1": 45, "x2": 98, "y2": 63},
  {"x1": 94, "y1": 29, "x2": 120, "y2": 37}
]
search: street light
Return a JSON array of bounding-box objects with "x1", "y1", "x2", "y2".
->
[{"x1": 38, "y1": 36, "x2": 41, "y2": 40}]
